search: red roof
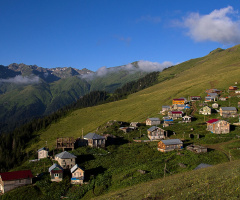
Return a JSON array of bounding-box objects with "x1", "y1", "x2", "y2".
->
[
  {"x1": 0, "y1": 170, "x2": 33, "y2": 181},
  {"x1": 171, "y1": 111, "x2": 183, "y2": 114},
  {"x1": 206, "y1": 119, "x2": 219, "y2": 124}
]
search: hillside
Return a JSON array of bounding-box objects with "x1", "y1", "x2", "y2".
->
[
  {"x1": 28, "y1": 45, "x2": 240, "y2": 150},
  {"x1": 0, "y1": 63, "x2": 148, "y2": 132}
]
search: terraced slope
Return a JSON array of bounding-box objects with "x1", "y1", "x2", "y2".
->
[{"x1": 28, "y1": 45, "x2": 240, "y2": 151}]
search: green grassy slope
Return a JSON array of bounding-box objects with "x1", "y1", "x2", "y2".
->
[
  {"x1": 28, "y1": 45, "x2": 240, "y2": 151},
  {"x1": 92, "y1": 159, "x2": 240, "y2": 200}
]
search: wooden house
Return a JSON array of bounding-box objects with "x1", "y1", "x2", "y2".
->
[
  {"x1": 186, "y1": 144, "x2": 207, "y2": 153},
  {"x1": 190, "y1": 96, "x2": 201, "y2": 101},
  {"x1": 199, "y1": 106, "x2": 211, "y2": 115},
  {"x1": 235, "y1": 90, "x2": 240, "y2": 94},
  {"x1": 70, "y1": 164, "x2": 84, "y2": 184},
  {"x1": 37, "y1": 147, "x2": 48, "y2": 159},
  {"x1": 182, "y1": 115, "x2": 191, "y2": 123},
  {"x1": 219, "y1": 97, "x2": 226, "y2": 101},
  {"x1": 56, "y1": 137, "x2": 75, "y2": 151},
  {"x1": 229, "y1": 86, "x2": 238, "y2": 91},
  {"x1": 168, "y1": 111, "x2": 183, "y2": 119},
  {"x1": 220, "y1": 107, "x2": 237, "y2": 118},
  {"x1": 157, "y1": 139, "x2": 183, "y2": 152},
  {"x1": 172, "y1": 98, "x2": 185, "y2": 105},
  {"x1": 55, "y1": 151, "x2": 77, "y2": 169},
  {"x1": 173, "y1": 104, "x2": 185, "y2": 110},
  {"x1": 212, "y1": 103, "x2": 218, "y2": 108},
  {"x1": 0, "y1": 170, "x2": 33, "y2": 194},
  {"x1": 206, "y1": 119, "x2": 230, "y2": 134},
  {"x1": 146, "y1": 118, "x2": 161, "y2": 126},
  {"x1": 84, "y1": 133, "x2": 106, "y2": 148},
  {"x1": 49, "y1": 163, "x2": 64, "y2": 182},
  {"x1": 205, "y1": 96, "x2": 215, "y2": 102},
  {"x1": 147, "y1": 126, "x2": 166, "y2": 140}
]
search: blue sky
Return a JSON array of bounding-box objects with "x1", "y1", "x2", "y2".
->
[{"x1": 0, "y1": 0, "x2": 240, "y2": 71}]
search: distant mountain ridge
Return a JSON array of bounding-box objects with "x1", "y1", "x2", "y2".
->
[{"x1": 0, "y1": 62, "x2": 148, "y2": 133}]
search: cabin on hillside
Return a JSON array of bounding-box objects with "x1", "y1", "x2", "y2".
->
[
  {"x1": 220, "y1": 107, "x2": 237, "y2": 118},
  {"x1": 205, "y1": 89, "x2": 221, "y2": 94},
  {"x1": 56, "y1": 137, "x2": 76, "y2": 151},
  {"x1": 219, "y1": 97, "x2": 227, "y2": 101},
  {"x1": 147, "y1": 126, "x2": 167, "y2": 140},
  {"x1": 130, "y1": 122, "x2": 140, "y2": 128},
  {"x1": 0, "y1": 170, "x2": 33, "y2": 194},
  {"x1": 206, "y1": 119, "x2": 230, "y2": 134},
  {"x1": 186, "y1": 144, "x2": 207, "y2": 153},
  {"x1": 182, "y1": 115, "x2": 191, "y2": 123},
  {"x1": 157, "y1": 139, "x2": 183, "y2": 152},
  {"x1": 70, "y1": 164, "x2": 84, "y2": 184},
  {"x1": 212, "y1": 103, "x2": 218, "y2": 109},
  {"x1": 168, "y1": 111, "x2": 183, "y2": 119},
  {"x1": 172, "y1": 98, "x2": 185, "y2": 105},
  {"x1": 37, "y1": 147, "x2": 48, "y2": 159},
  {"x1": 229, "y1": 86, "x2": 238, "y2": 91},
  {"x1": 173, "y1": 104, "x2": 185, "y2": 110},
  {"x1": 55, "y1": 151, "x2": 77, "y2": 169},
  {"x1": 84, "y1": 133, "x2": 106, "y2": 148},
  {"x1": 191, "y1": 96, "x2": 201, "y2": 101},
  {"x1": 205, "y1": 96, "x2": 215, "y2": 102},
  {"x1": 199, "y1": 106, "x2": 211, "y2": 115},
  {"x1": 49, "y1": 163, "x2": 64, "y2": 182},
  {"x1": 146, "y1": 118, "x2": 161, "y2": 126},
  {"x1": 161, "y1": 105, "x2": 171, "y2": 113}
]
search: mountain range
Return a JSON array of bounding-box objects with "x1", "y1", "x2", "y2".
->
[{"x1": 0, "y1": 62, "x2": 148, "y2": 133}]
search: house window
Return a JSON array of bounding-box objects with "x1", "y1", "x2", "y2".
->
[{"x1": 54, "y1": 173, "x2": 59, "y2": 177}]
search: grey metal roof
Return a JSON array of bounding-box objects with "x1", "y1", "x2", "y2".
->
[
  {"x1": 49, "y1": 163, "x2": 63, "y2": 172},
  {"x1": 38, "y1": 147, "x2": 48, "y2": 152},
  {"x1": 208, "y1": 93, "x2": 218, "y2": 96},
  {"x1": 147, "y1": 118, "x2": 160, "y2": 121},
  {"x1": 194, "y1": 163, "x2": 212, "y2": 170},
  {"x1": 55, "y1": 151, "x2": 77, "y2": 159},
  {"x1": 221, "y1": 107, "x2": 237, "y2": 111},
  {"x1": 147, "y1": 126, "x2": 157, "y2": 132},
  {"x1": 162, "y1": 139, "x2": 183, "y2": 145},
  {"x1": 70, "y1": 164, "x2": 84, "y2": 173},
  {"x1": 84, "y1": 133, "x2": 105, "y2": 140},
  {"x1": 162, "y1": 105, "x2": 170, "y2": 108}
]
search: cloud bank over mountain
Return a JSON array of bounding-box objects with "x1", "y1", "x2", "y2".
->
[
  {"x1": 81, "y1": 60, "x2": 174, "y2": 80},
  {"x1": 0, "y1": 75, "x2": 40, "y2": 84}
]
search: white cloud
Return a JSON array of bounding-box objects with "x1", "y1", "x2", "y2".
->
[
  {"x1": 0, "y1": 75, "x2": 40, "y2": 84},
  {"x1": 81, "y1": 60, "x2": 173, "y2": 80},
  {"x1": 182, "y1": 6, "x2": 240, "y2": 44}
]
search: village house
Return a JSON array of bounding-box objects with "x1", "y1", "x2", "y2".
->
[
  {"x1": 55, "y1": 151, "x2": 77, "y2": 169},
  {"x1": 37, "y1": 147, "x2": 48, "y2": 159},
  {"x1": 147, "y1": 126, "x2": 167, "y2": 140},
  {"x1": 182, "y1": 115, "x2": 191, "y2": 123},
  {"x1": 56, "y1": 137, "x2": 76, "y2": 151},
  {"x1": 235, "y1": 90, "x2": 240, "y2": 94},
  {"x1": 186, "y1": 144, "x2": 207, "y2": 153},
  {"x1": 220, "y1": 107, "x2": 237, "y2": 118},
  {"x1": 172, "y1": 98, "x2": 185, "y2": 105},
  {"x1": 205, "y1": 96, "x2": 215, "y2": 102},
  {"x1": 173, "y1": 104, "x2": 185, "y2": 110},
  {"x1": 199, "y1": 106, "x2": 211, "y2": 115},
  {"x1": 146, "y1": 118, "x2": 161, "y2": 126},
  {"x1": 229, "y1": 86, "x2": 238, "y2": 91},
  {"x1": 70, "y1": 164, "x2": 84, "y2": 184},
  {"x1": 119, "y1": 127, "x2": 134, "y2": 133},
  {"x1": 212, "y1": 103, "x2": 218, "y2": 109},
  {"x1": 205, "y1": 89, "x2": 221, "y2": 94},
  {"x1": 49, "y1": 163, "x2": 64, "y2": 182},
  {"x1": 84, "y1": 133, "x2": 106, "y2": 148},
  {"x1": 219, "y1": 97, "x2": 227, "y2": 101},
  {"x1": 168, "y1": 111, "x2": 183, "y2": 120},
  {"x1": 162, "y1": 105, "x2": 171, "y2": 113},
  {"x1": 206, "y1": 119, "x2": 230, "y2": 134},
  {"x1": 157, "y1": 139, "x2": 183, "y2": 152},
  {"x1": 130, "y1": 122, "x2": 140, "y2": 128},
  {"x1": 163, "y1": 117, "x2": 174, "y2": 127},
  {"x1": 190, "y1": 96, "x2": 201, "y2": 101},
  {"x1": 0, "y1": 170, "x2": 33, "y2": 194}
]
